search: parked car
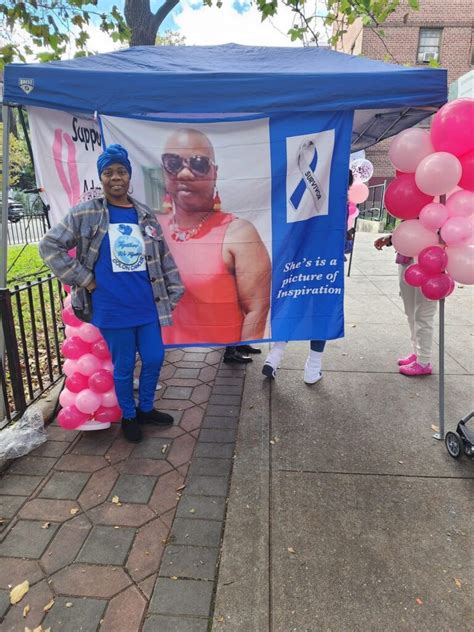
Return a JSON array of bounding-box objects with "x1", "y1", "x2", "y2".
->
[{"x1": 7, "y1": 198, "x2": 25, "y2": 223}]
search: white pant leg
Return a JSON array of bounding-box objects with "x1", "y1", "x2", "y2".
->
[
  {"x1": 414, "y1": 290, "x2": 437, "y2": 365},
  {"x1": 398, "y1": 264, "x2": 417, "y2": 355},
  {"x1": 264, "y1": 341, "x2": 288, "y2": 369}
]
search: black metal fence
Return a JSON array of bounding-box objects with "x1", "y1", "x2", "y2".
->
[
  {"x1": 358, "y1": 182, "x2": 396, "y2": 230},
  {"x1": 0, "y1": 275, "x2": 65, "y2": 422}
]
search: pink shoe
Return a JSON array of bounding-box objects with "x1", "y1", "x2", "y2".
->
[
  {"x1": 399, "y1": 361, "x2": 432, "y2": 376},
  {"x1": 398, "y1": 353, "x2": 417, "y2": 366}
]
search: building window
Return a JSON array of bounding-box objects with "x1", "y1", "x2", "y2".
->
[{"x1": 417, "y1": 28, "x2": 442, "y2": 64}]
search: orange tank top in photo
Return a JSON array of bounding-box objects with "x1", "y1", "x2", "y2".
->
[{"x1": 159, "y1": 212, "x2": 244, "y2": 344}]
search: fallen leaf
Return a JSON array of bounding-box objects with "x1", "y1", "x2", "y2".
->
[
  {"x1": 112, "y1": 496, "x2": 120, "y2": 504},
  {"x1": 176, "y1": 485, "x2": 186, "y2": 492},
  {"x1": 269, "y1": 440, "x2": 275, "y2": 445},
  {"x1": 43, "y1": 598, "x2": 54, "y2": 612},
  {"x1": 287, "y1": 547, "x2": 296, "y2": 554},
  {"x1": 23, "y1": 604, "x2": 30, "y2": 617},
  {"x1": 25, "y1": 628, "x2": 32, "y2": 632},
  {"x1": 10, "y1": 580, "x2": 29, "y2": 604},
  {"x1": 431, "y1": 424, "x2": 439, "y2": 432},
  {"x1": 415, "y1": 597, "x2": 423, "y2": 605},
  {"x1": 216, "y1": 615, "x2": 225, "y2": 623},
  {"x1": 171, "y1": 576, "x2": 178, "y2": 580},
  {"x1": 113, "y1": 526, "x2": 120, "y2": 529},
  {"x1": 65, "y1": 602, "x2": 73, "y2": 608},
  {"x1": 70, "y1": 508, "x2": 79, "y2": 515},
  {"x1": 189, "y1": 508, "x2": 196, "y2": 514},
  {"x1": 41, "y1": 522, "x2": 50, "y2": 529},
  {"x1": 454, "y1": 578, "x2": 462, "y2": 589},
  {"x1": 161, "y1": 444, "x2": 168, "y2": 454}
]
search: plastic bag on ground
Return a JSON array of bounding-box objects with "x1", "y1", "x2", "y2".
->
[{"x1": 0, "y1": 407, "x2": 47, "y2": 460}]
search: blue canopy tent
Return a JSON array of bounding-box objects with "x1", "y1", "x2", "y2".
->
[{"x1": 3, "y1": 44, "x2": 446, "y2": 149}]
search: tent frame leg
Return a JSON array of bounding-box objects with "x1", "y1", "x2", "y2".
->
[
  {"x1": 433, "y1": 297, "x2": 445, "y2": 441},
  {"x1": 1, "y1": 104, "x2": 11, "y2": 421}
]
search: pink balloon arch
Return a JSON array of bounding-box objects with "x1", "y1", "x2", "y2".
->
[
  {"x1": 58, "y1": 284, "x2": 121, "y2": 431},
  {"x1": 386, "y1": 97, "x2": 474, "y2": 300}
]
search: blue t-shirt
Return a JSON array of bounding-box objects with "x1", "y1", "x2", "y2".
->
[{"x1": 91, "y1": 205, "x2": 157, "y2": 329}]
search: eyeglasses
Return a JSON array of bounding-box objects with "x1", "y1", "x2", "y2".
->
[{"x1": 161, "y1": 153, "x2": 215, "y2": 177}]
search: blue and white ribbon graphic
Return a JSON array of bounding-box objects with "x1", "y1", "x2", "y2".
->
[{"x1": 289, "y1": 140, "x2": 326, "y2": 214}]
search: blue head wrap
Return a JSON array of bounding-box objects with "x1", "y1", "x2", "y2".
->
[{"x1": 97, "y1": 144, "x2": 132, "y2": 178}]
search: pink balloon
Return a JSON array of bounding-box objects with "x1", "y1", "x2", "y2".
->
[
  {"x1": 446, "y1": 276, "x2": 456, "y2": 296},
  {"x1": 384, "y1": 174, "x2": 433, "y2": 220},
  {"x1": 388, "y1": 128, "x2": 434, "y2": 173},
  {"x1": 57, "y1": 405, "x2": 89, "y2": 430},
  {"x1": 102, "y1": 360, "x2": 114, "y2": 372},
  {"x1": 458, "y1": 149, "x2": 474, "y2": 191},
  {"x1": 91, "y1": 339, "x2": 112, "y2": 360},
  {"x1": 419, "y1": 203, "x2": 449, "y2": 230},
  {"x1": 446, "y1": 190, "x2": 474, "y2": 218},
  {"x1": 63, "y1": 359, "x2": 78, "y2": 377},
  {"x1": 415, "y1": 152, "x2": 462, "y2": 196},
  {"x1": 59, "y1": 387, "x2": 76, "y2": 408},
  {"x1": 61, "y1": 336, "x2": 91, "y2": 360},
  {"x1": 421, "y1": 273, "x2": 453, "y2": 300},
  {"x1": 446, "y1": 244, "x2": 474, "y2": 284},
  {"x1": 65, "y1": 372, "x2": 89, "y2": 393},
  {"x1": 64, "y1": 325, "x2": 81, "y2": 339},
  {"x1": 76, "y1": 323, "x2": 102, "y2": 343},
  {"x1": 348, "y1": 183, "x2": 369, "y2": 204},
  {"x1": 75, "y1": 388, "x2": 102, "y2": 414},
  {"x1": 62, "y1": 305, "x2": 82, "y2": 327},
  {"x1": 431, "y1": 99, "x2": 474, "y2": 157},
  {"x1": 94, "y1": 405, "x2": 122, "y2": 423},
  {"x1": 102, "y1": 389, "x2": 118, "y2": 408},
  {"x1": 440, "y1": 216, "x2": 472, "y2": 246},
  {"x1": 88, "y1": 369, "x2": 114, "y2": 394},
  {"x1": 76, "y1": 353, "x2": 102, "y2": 376},
  {"x1": 67, "y1": 248, "x2": 77, "y2": 258},
  {"x1": 392, "y1": 220, "x2": 439, "y2": 258},
  {"x1": 404, "y1": 264, "x2": 430, "y2": 288},
  {"x1": 63, "y1": 284, "x2": 72, "y2": 294},
  {"x1": 418, "y1": 246, "x2": 448, "y2": 275}
]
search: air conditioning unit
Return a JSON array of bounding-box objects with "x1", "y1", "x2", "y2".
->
[{"x1": 421, "y1": 51, "x2": 438, "y2": 63}]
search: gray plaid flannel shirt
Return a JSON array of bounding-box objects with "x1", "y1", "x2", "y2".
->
[{"x1": 39, "y1": 196, "x2": 184, "y2": 326}]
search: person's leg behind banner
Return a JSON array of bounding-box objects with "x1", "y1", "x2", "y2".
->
[
  {"x1": 136, "y1": 320, "x2": 174, "y2": 426},
  {"x1": 100, "y1": 326, "x2": 142, "y2": 443},
  {"x1": 262, "y1": 341, "x2": 288, "y2": 379},
  {"x1": 400, "y1": 288, "x2": 436, "y2": 376},
  {"x1": 304, "y1": 339, "x2": 326, "y2": 384}
]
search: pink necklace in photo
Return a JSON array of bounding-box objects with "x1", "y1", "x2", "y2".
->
[{"x1": 169, "y1": 211, "x2": 213, "y2": 242}]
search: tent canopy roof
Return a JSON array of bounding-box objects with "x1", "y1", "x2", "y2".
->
[{"x1": 3, "y1": 43, "x2": 447, "y2": 150}]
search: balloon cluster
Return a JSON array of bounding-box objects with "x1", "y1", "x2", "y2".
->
[
  {"x1": 57, "y1": 287, "x2": 121, "y2": 429},
  {"x1": 348, "y1": 158, "x2": 373, "y2": 206},
  {"x1": 385, "y1": 98, "x2": 474, "y2": 300}
]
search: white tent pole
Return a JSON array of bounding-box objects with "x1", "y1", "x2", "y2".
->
[
  {"x1": 1, "y1": 104, "x2": 11, "y2": 420},
  {"x1": 1, "y1": 104, "x2": 10, "y2": 288},
  {"x1": 434, "y1": 193, "x2": 446, "y2": 442}
]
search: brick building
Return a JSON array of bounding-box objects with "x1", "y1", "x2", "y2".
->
[{"x1": 338, "y1": 0, "x2": 474, "y2": 182}]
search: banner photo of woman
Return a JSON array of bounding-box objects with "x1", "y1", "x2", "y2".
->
[{"x1": 100, "y1": 112, "x2": 352, "y2": 347}]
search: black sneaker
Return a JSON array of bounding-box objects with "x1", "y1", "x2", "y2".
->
[
  {"x1": 137, "y1": 408, "x2": 174, "y2": 427},
  {"x1": 239, "y1": 344, "x2": 262, "y2": 355},
  {"x1": 223, "y1": 348, "x2": 252, "y2": 364},
  {"x1": 121, "y1": 417, "x2": 143, "y2": 443}
]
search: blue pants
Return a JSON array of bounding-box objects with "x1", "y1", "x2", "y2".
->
[
  {"x1": 100, "y1": 321, "x2": 164, "y2": 419},
  {"x1": 310, "y1": 340, "x2": 327, "y2": 352}
]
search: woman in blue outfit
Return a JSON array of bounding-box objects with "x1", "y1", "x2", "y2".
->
[{"x1": 40, "y1": 145, "x2": 184, "y2": 443}]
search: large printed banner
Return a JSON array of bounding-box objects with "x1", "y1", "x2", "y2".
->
[
  {"x1": 28, "y1": 106, "x2": 103, "y2": 225},
  {"x1": 28, "y1": 107, "x2": 353, "y2": 346}
]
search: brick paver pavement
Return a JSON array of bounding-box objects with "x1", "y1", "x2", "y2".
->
[{"x1": 0, "y1": 348, "x2": 247, "y2": 631}]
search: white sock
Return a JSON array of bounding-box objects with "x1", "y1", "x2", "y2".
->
[
  {"x1": 306, "y1": 349, "x2": 323, "y2": 369},
  {"x1": 264, "y1": 341, "x2": 287, "y2": 369}
]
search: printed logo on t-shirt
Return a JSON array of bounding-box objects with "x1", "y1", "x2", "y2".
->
[{"x1": 109, "y1": 223, "x2": 146, "y2": 272}]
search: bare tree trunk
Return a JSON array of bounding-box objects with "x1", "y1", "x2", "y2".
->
[{"x1": 124, "y1": 0, "x2": 181, "y2": 46}]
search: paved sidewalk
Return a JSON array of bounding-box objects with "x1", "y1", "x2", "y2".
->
[
  {"x1": 0, "y1": 347, "x2": 247, "y2": 631},
  {"x1": 213, "y1": 232, "x2": 473, "y2": 631}
]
